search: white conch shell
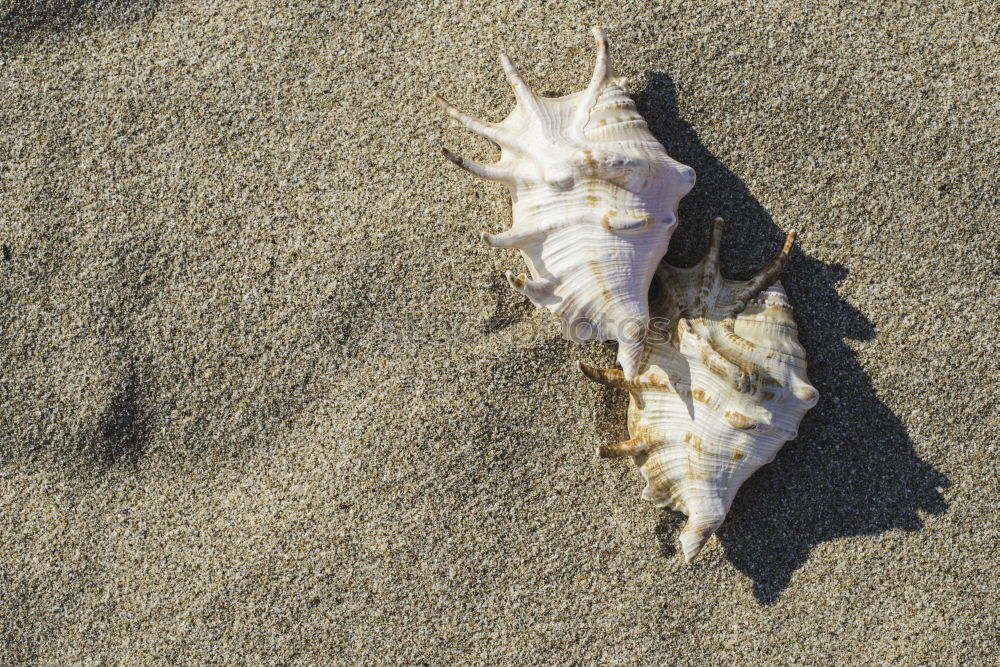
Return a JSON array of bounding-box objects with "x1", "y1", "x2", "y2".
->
[
  {"x1": 580, "y1": 219, "x2": 819, "y2": 562},
  {"x1": 435, "y1": 27, "x2": 695, "y2": 378}
]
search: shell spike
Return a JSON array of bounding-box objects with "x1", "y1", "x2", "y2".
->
[
  {"x1": 432, "y1": 94, "x2": 508, "y2": 146},
  {"x1": 577, "y1": 361, "x2": 629, "y2": 390},
  {"x1": 589, "y1": 26, "x2": 613, "y2": 90},
  {"x1": 616, "y1": 327, "x2": 646, "y2": 381},
  {"x1": 573, "y1": 26, "x2": 618, "y2": 130},
  {"x1": 695, "y1": 217, "x2": 725, "y2": 316},
  {"x1": 505, "y1": 271, "x2": 552, "y2": 302},
  {"x1": 728, "y1": 230, "x2": 797, "y2": 317},
  {"x1": 499, "y1": 53, "x2": 543, "y2": 116},
  {"x1": 598, "y1": 437, "x2": 649, "y2": 458},
  {"x1": 441, "y1": 148, "x2": 516, "y2": 183},
  {"x1": 679, "y1": 514, "x2": 725, "y2": 563},
  {"x1": 792, "y1": 381, "x2": 820, "y2": 408},
  {"x1": 481, "y1": 228, "x2": 542, "y2": 249}
]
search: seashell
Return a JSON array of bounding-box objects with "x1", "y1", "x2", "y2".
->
[
  {"x1": 434, "y1": 27, "x2": 695, "y2": 378},
  {"x1": 579, "y1": 219, "x2": 819, "y2": 562}
]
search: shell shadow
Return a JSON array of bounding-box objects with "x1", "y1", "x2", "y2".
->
[
  {"x1": 632, "y1": 72, "x2": 950, "y2": 604},
  {"x1": 479, "y1": 272, "x2": 537, "y2": 334}
]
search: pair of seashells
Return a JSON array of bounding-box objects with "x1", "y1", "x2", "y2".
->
[{"x1": 435, "y1": 28, "x2": 818, "y2": 562}]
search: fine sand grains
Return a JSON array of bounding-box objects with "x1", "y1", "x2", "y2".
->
[{"x1": 1, "y1": 1, "x2": 997, "y2": 663}]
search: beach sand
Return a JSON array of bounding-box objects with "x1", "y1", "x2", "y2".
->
[{"x1": 1, "y1": 0, "x2": 996, "y2": 663}]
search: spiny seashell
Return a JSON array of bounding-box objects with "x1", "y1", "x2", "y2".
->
[
  {"x1": 434, "y1": 27, "x2": 695, "y2": 378},
  {"x1": 579, "y1": 219, "x2": 819, "y2": 562}
]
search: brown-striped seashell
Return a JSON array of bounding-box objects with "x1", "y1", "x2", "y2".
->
[
  {"x1": 434, "y1": 27, "x2": 695, "y2": 378},
  {"x1": 580, "y1": 219, "x2": 819, "y2": 562}
]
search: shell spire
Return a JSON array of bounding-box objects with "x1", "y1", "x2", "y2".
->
[
  {"x1": 580, "y1": 219, "x2": 819, "y2": 562},
  {"x1": 435, "y1": 27, "x2": 695, "y2": 378}
]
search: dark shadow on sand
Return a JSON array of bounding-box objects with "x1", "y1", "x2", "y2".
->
[
  {"x1": 81, "y1": 363, "x2": 151, "y2": 466},
  {"x1": 607, "y1": 72, "x2": 950, "y2": 604},
  {"x1": 0, "y1": 0, "x2": 162, "y2": 52}
]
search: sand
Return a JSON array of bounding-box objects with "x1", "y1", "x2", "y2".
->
[{"x1": 1, "y1": 0, "x2": 997, "y2": 663}]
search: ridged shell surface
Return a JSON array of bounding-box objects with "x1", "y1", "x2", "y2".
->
[
  {"x1": 580, "y1": 220, "x2": 819, "y2": 562},
  {"x1": 436, "y1": 28, "x2": 695, "y2": 378}
]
